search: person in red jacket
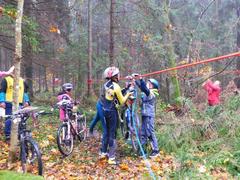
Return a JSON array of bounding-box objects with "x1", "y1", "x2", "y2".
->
[
  {"x1": 202, "y1": 79, "x2": 221, "y2": 106},
  {"x1": 202, "y1": 79, "x2": 222, "y2": 118}
]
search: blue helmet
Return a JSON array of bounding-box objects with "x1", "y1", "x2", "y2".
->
[{"x1": 148, "y1": 78, "x2": 159, "y2": 89}]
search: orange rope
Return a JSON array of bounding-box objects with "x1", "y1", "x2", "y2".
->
[{"x1": 139, "y1": 51, "x2": 240, "y2": 78}]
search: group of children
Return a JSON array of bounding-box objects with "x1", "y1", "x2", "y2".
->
[
  {"x1": 57, "y1": 66, "x2": 160, "y2": 165},
  {"x1": 88, "y1": 67, "x2": 160, "y2": 165},
  {"x1": 0, "y1": 65, "x2": 222, "y2": 166}
]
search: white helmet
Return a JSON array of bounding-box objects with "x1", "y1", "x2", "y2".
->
[
  {"x1": 103, "y1": 66, "x2": 119, "y2": 79},
  {"x1": 62, "y1": 83, "x2": 73, "y2": 91}
]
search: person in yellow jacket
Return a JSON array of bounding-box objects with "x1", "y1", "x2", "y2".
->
[
  {"x1": 100, "y1": 66, "x2": 131, "y2": 165},
  {"x1": 0, "y1": 75, "x2": 30, "y2": 141}
]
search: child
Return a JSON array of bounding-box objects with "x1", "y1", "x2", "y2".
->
[
  {"x1": 134, "y1": 74, "x2": 160, "y2": 158},
  {"x1": 202, "y1": 79, "x2": 221, "y2": 106},
  {"x1": 100, "y1": 66, "x2": 131, "y2": 165},
  {"x1": 57, "y1": 83, "x2": 73, "y2": 121}
]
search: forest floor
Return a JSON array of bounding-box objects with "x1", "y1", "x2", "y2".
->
[
  {"x1": 0, "y1": 115, "x2": 233, "y2": 179},
  {"x1": 0, "y1": 118, "x2": 176, "y2": 179}
]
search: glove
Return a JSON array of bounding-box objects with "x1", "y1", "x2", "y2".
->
[{"x1": 132, "y1": 73, "x2": 142, "y2": 79}]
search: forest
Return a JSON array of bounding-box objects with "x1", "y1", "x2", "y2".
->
[{"x1": 0, "y1": 0, "x2": 240, "y2": 179}]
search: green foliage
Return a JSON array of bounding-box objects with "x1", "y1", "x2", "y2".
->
[
  {"x1": 23, "y1": 17, "x2": 41, "y2": 52},
  {"x1": 156, "y1": 94, "x2": 240, "y2": 178},
  {"x1": 0, "y1": 170, "x2": 43, "y2": 180}
]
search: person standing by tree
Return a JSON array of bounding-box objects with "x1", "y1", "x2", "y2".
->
[
  {"x1": 100, "y1": 67, "x2": 131, "y2": 165},
  {"x1": 0, "y1": 71, "x2": 30, "y2": 141}
]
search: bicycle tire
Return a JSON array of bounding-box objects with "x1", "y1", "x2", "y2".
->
[
  {"x1": 20, "y1": 138, "x2": 43, "y2": 175},
  {"x1": 57, "y1": 123, "x2": 74, "y2": 156},
  {"x1": 77, "y1": 115, "x2": 87, "y2": 140}
]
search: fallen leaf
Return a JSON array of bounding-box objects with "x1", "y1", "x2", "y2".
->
[
  {"x1": 47, "y1": 135, "x2": 55, "y2": 141},
  {"x1": 198, "y1": 165, "x2": 206, "y2": 173},
  {"x1": 119, "y1": 163, "x2": 129, "y2": 171}
]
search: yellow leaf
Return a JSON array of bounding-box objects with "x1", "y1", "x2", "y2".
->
[
  {"x1": 50, "y1": 148, "x2": 59, "y2": 155},
  {"x1": 40, "y1": 140, "x2": 50, "y2": 148},
  {"x1": 47, "y1": 135, "x2": 55, "y2": 141},
  {"x1": 0, "y1": 159, "x2": 6, "y2": 164},
  {"x1": 119, "y1": 163, "x2": 129, "y2": 171},
  {"x1": 143, "y1": 34, "x2": 150, "y2": 42}
]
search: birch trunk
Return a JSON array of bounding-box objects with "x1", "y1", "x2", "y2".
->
[{"x1": 8, "y1": 0, "x2": 24, "y2": 164}]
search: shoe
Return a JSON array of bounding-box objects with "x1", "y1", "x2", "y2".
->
[
  {"x1": 149, "y1": 150, "x2": 159, "y2": 158},
  {"x1": 108, "y1": 157, "x2": 119, "y2": 165},
  {"x1": 5, "y1": 135, "x2": 10, "y2": 142},
  {"x1": 99, "y1": 152, "x2": 108, "y2": 159}
]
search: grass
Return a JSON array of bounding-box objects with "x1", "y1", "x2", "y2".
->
[{"x1": 0, "y1": 170, "x2": 43, "y2": 180}]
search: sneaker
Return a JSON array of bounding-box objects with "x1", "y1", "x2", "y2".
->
[
  {"x1": 99, "y1": 152, "x2": 108, "y2": 159},
  {"x1": 149, "y1": 150, "x2": 159, "y2": 158},
  {"x1": 5, "y1": 135, "x2": 10, "y2": 142},
  {"x1": 108, "y1": 157, "x2": 119, "y2": 165}
]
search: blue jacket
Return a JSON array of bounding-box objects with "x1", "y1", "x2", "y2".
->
[{"x1": 136, "y1": 79, "x2": 159, "y2": 117}]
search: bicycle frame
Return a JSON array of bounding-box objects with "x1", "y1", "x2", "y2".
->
[{"x1": 63, "y1": 107, "x2": 84, "y2": 141}]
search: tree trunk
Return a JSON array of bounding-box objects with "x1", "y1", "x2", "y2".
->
[
  {"x1": 8, "y1": 0, "x2": 24, "y2": 165},
  {"x1": 236, "y1": 1, "x2": 240, "y2": 88},
  {"x1": 43, "y1": 66, "x2": 48, "y2": 91},
  {"x1": 25, "y1": 56, "x2": 33, "y2": 97},
  {"x1": 87, "y1": 0, "x2": 94, "y2": 96},
  {"x1": 109, "y1": 0, "x2": 115, "y2": 66},
  {"x1": 164, "y1": 0, "x2": 181, "y2": 104}
]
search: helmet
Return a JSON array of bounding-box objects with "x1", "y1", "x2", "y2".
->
[
  {"x1": 148, "y1": 79, "x2": 159, "y2": 89},
  {"x1": 104, "y1": 66, "x2": 119, "y2": 79},
  {"x1": 103, "y1": 67, "x2": 111, "y2": 79},
  {"x1": 62, "y1": 83, "x2": 73, "y2": 91}
]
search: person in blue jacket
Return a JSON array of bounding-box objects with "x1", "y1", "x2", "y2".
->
[{"x1": 134, "y1": 74, "x2": 160, "y2": 158}]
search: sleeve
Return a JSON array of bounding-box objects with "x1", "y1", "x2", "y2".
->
[
  {"x1": 114, "y1": 83, "x2": 130, "y2": 105},
  {"x1": 0, "y1": 79, "x2": 7, "y2": 102},
  {"x1": 23, "y1": 93, "x2": 30, "y2": 103},
  {"x1": 121, "y1": 83, "x2": 131, "y2": 95},
  {"x1": 0, "y1": 71, "x2": 8, "y2": 77},
  {"x1": 136, "y1": 79, "x2": 150, "y2": 96}
]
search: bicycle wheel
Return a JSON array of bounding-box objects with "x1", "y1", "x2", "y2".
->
[
  {"x1": 57, "y1": 123, "x2": 74, "y2": 156},
  {"x1": 130, "y1": 114, "x2": 141, "y2": 152},
  {"x1": 77, "y1": 115, "x2": 87, "y2": 140},
  {"x1": 20, "y1": 138, "x2": 43, "y2": 175}
]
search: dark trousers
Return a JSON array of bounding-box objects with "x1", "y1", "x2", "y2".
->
[
  {"x1": 4, "y1": 102, "x2": 13, "y2": 137},
  {"x1": 103, "y1": 109, "x2": 118, "y2": 158}
]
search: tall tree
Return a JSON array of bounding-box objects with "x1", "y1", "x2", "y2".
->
[
  {"x1": 163, "y1": 0, "x2": 181, "y2": 104},
  {"x1": 87, "y1": 0, "x2": 94, "y2": 96},
  {"x1": 236, "y1": 0, "x2": 240, "y2": 88},
  {"x1": 109, "y1": 0, "x2": 115, "y2": 65},
  {"x1": 8, "y1": 0, "x2": 24, "y2": 164}
]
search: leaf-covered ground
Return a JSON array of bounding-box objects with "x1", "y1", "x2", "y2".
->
[
  {"x1": 0, "y1": 114, "x2": 234, "y2": 179},
  {"x1": 0, "y1": 118, "x2": 175, "y2": 179}
]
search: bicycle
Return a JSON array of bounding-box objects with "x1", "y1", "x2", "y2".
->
[
  {"x1": 6, "y1": 107, "x2": 47, "y2": 176},
  {"x1": 56, "y1": 100, "x2": 87, "y2": 156}
]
